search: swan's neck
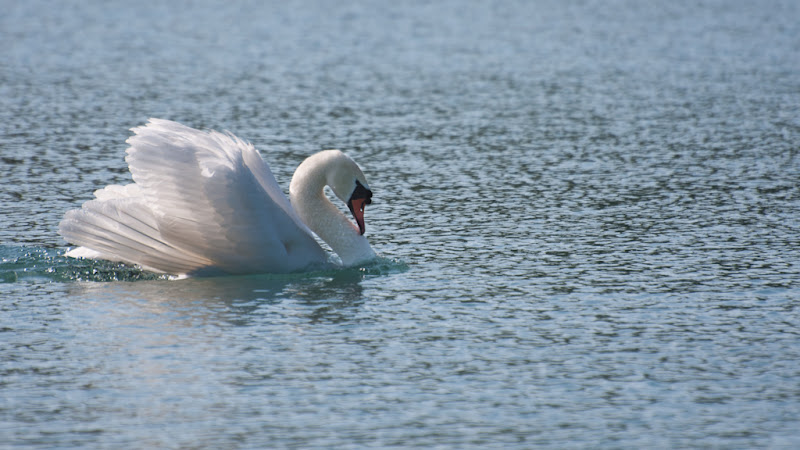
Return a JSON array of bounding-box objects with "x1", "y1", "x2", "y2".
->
[{"x1": 289, "y1": 160, "x2": 376, "y2": 266}]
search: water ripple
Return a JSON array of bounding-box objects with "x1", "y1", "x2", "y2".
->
[{"x1": 2, "y1": 0, "x2": 800, "y2": 448}]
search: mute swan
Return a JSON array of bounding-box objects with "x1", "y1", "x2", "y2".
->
[{"x1": 58, "y1": 119, "x2": 377, "y2": 276}]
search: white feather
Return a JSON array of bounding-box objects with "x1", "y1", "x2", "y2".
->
[{"x1": 60, "y1": 119, "x2": 328, "y2": 275}]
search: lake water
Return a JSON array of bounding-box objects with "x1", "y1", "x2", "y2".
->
[{"x1": 2, "y1": 0, "x2": 800, "y2": 447}]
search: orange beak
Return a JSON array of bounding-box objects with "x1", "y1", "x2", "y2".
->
[{"x1": 348, "y1": 198, "x2": 368, "y2": 235}]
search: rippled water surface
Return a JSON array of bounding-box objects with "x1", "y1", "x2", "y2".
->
[{"x1": 2, "y1": 0, "x2": 800, "y2": 447}]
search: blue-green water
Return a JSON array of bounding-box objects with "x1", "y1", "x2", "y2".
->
[{"x1": 2, "y1": 0, "x2": 800, "y2": 447}]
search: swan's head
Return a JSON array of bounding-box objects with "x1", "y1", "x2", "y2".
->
[
  {"x1": 290, "y1": 149, "x2": 374, "y2": 235},
  {"x1": 325, "y1": 151, "x2": 373, "y2": 235}
]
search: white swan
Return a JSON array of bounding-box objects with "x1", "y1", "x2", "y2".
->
[{"x1": 59, "y1": 119, "x2": 377, "y2": 276}]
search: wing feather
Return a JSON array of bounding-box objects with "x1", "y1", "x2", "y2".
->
[
  {"x1": 59, "y1": 119, "x2": 327, "y2": 275},
  {"x1": 60, "y1": 197, "x2": 211, "y2": 274}
]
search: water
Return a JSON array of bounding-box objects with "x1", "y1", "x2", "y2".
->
[{"x1": 2, "y1": 0, "x2": 800, "y2": 447}]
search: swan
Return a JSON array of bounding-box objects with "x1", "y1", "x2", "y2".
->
[{"x1": 58, "y1": 119, "x2": 377, "y2": 276}]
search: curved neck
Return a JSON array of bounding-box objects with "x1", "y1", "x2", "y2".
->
[{"x1": 289, "y1": 156, "x2": 376, "y2": 266}]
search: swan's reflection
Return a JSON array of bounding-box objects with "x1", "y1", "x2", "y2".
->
[
  {"x1": 56, "y1": 270, "x2": 373, "y2": 395},
  {"x1": 66, "y1": 269, "x2": 368, "y2": 329}
]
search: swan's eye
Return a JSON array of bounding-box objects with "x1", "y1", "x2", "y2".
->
[{"x1": 351, "y1": 180, "x2": 372, "y2": 205}]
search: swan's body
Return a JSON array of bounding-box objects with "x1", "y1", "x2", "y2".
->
[{"x1": 59, "y1": 119, "x2": 376, "y2": 276}]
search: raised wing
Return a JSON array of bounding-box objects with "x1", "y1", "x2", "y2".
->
[{"x1": 60, "y1": 119, "x2": 327, "y2": 275}]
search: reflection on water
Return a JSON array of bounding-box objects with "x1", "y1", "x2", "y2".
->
[
  {"x1": 65, "y1": 266, "x2": 375, "y2": 328},
  {"x1": 0, "y1": 264, "x2": 383, "y2": 448}
]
